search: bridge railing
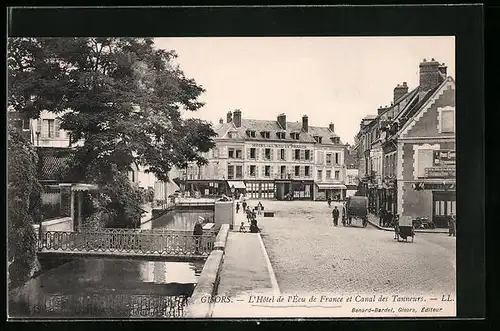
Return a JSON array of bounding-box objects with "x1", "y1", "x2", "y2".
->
[
  {"x1": 10, "y1": 293, "x2": 189, "y2": 318},
  {"x1": 38, "y1": 228, "x2": 216, "y2": 256}
]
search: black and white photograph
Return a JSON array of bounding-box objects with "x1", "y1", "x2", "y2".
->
[{"x1": 7, "y1": 6, "x2": 483, "y2": 320}]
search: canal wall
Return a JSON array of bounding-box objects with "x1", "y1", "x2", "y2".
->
[
  {"x1": 185, "y1": 224, "x2": 230, "y2": 318},
  {"x1": 214, "y1": 201, "x2": 235, "y2": 229}
]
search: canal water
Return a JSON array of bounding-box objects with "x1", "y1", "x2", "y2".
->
[{"x1": 8, "y1": 208, "x2": 215, "y2": 319}]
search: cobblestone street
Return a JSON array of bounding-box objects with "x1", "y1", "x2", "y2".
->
[{"x1": 251, "y1": 200, "x2": 456, "y2": 298}]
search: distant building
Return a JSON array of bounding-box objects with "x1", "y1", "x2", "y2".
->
[
  {"x1": 354, "y1": 58, "x2": 455, "y2": 227},
  {"x1": 179, "y1": 110, "x2": 348, "y2": 200}
]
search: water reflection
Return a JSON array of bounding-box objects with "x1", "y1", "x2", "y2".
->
[{"x1": 9, "y1": 209, "x2": 213, "y2": 318}]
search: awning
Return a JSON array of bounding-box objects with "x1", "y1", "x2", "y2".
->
[
  {"x1": 71, "y1": 184, "x2": 99, "y2": 191},
  {"x1": 227, "y1": 181, "x2": 246, "y2": 189},
  {"x1": 316, "y1": 183, "x2": 347, "y2": 190}
]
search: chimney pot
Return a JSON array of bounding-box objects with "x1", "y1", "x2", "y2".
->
[
  {"x1": 329, "y1": 123, "x2": 335, "y2": 132},
  {"x1": 420, "y1": 58, "x2": 442, "y2": 91},
  {"x1": 227, "y1": 111, "x2": 232, "y2": 123},
  {"x1": 219, "y1": 118, "x2": 223, "y2": 124}
]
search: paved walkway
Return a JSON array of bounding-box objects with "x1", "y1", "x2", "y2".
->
[{"x1": 211, "y1": 210, "x2": 278, "y2": 317}]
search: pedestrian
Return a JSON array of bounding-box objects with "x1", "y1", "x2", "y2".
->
[
  {"x1": 448, "y1": 213, "x2": 456, "y2": 237},
  {"x1": 379, "y1": 208, "x2": 386, "y2": 227},
  {"x1": 236, "y1": 202, "x2": 240, "y2": 213},
  {"x1": 332, "y1": 206, "x2": 340, "y2": 226},
  {"x1": 393, "y1": 214, "x2": 400, "y2": 240},
  {"x1": 257, "y1": 201, "x2": 263, "y2": 215},
  {"x1": 193, "y1": 218, "x2": 204, "y2": 254},
  {"x1": 385, "y1": 210, "x2": 393, "y2": 228},
  {"x1": 239, "y1": 221, "x2": 246, "y2": 232},
  {"x1": 242, "y1": 200, "x2": 247, "y2": 212}
]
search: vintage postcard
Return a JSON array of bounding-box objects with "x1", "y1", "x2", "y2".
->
[{"x1": 8, "y1": 29, "x2": 460, "y2": 318}]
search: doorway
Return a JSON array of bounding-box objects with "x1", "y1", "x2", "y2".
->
[{"x1": 432, "y1": 191, "x2": 456, "y2": 228}]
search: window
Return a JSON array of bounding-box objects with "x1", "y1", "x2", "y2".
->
[
  {"x1": 280, "y1": 166, "x2": 286, "y2": 178},
  {"x1": 335, "y1": 153, "x2": 339, "y2": 164},
  {"x1": 330, "y1": 137, "x2": 340, "y2": 144},
  {"x1": 417, "y1": 149, "x2": 434, "y2": 178},
  {"x1": 305, "y1": 166, "x2": 310, "y2": 177},
  {"x1": 236, "y1": 149, "x2": 242, "y2": 159},
  {"x1": 250, "y1": 165, "x2": 256, "y2": 177},
  {"x1": 227, "y1": 165, "x2": 234, "y2": 179},
  {"x1": 42, "y1": 119, "x2": 59, "y2": 138},
  {"x1": 326, "y1": 170, "x2": 332, "y2": 179},
  {"x1": 305, "y1": 150, "x2": 310, "y2": 160},
  {"x1": 265, "y1": 148, "x2": 271, "y2": 160},
  {"x1": 280, "y1": 149, "x2": 286, "y2": 160},
  {"x1": 236, "y1": 166, "x2": 243, "y2": 179},
  {"x1": 290, "y1": 133, "x2": 300, "y2": 140},
  {"x1": 326, "y1": 153, "x2": 332, "y2": 165},
  {"x1": 317, "y1": 170, "x2": 323, "y2": 180},
  {"x1": 334, "y1": 171, "x2": 340, "y2": 180},
  {"x1": 22, "y1": 119, "x2": 30, "y2": 130},
  {"x1": 295, "y1": 166, "x2": 300, "y2": 177},
  {"x1": 250, "y1": 148, "x2": 256, "y2": 159},
  {"x1": 247, "y1": 130, "x2": 256, "y2": 138},
  {"x1": 228, "y1": 148, "x2": 235, "y2": 158},
  {"x1": 261, "y1": 131, "x2": 270, "y2": 138},
  {"x1": 440, "y1": 108, "x2": 455, "y2": 133},
  {"x1": 277, "y1": 132, "x2": 286, "y2": 139},
  {"x1": 318, "y1": 137, "x2": 323, "y2": 143},
  {"x1": 294, "y1": 149, "x2": 300, "y2": 160},
  {"x1": 265, "y1": 165, "x2": 271, "y2": 177}
]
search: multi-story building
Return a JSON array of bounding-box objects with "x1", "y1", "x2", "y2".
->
[
  {"x1": 180, "y1": 110, "x2": 347, "y2": 200},
  {"x1": 354, "y1": 58, "x2": 455, "y2": 227}
]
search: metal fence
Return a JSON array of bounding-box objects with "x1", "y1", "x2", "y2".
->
[
  {"x1": 38, "y1": 228, "x2": 216, "y2": 257},
  {"x1": 10, "y1": 294, "x2": 189, "y2": 318}
]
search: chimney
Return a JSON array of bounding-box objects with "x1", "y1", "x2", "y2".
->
[
  {"x1": 302, "y1": 115, "x2": 309, "y2": 132},
  {"x1": 419, "y1": 58, "x2": 441, "y2": 91},
  {"x1": 219, "y1": 118, "x2": 223, "y2": 124},
  {"x1": 226, "y1": 111, "x2": 232, "y2": 123},
  {"x1": 233, "y1": 109, "x2": 242, "y2": 128},
  {"x1": 378, "y1": 105, "x2": 389, "y2": 115},
  {"x1": 277, "y1": 113, "x2": 286, "y2": 130},
  {"x1": 329, "y1": 123, "x2": 334, "y2": 132},
  {"x1": 393, "y1": 82, "x2": 409, "y2": 102}
]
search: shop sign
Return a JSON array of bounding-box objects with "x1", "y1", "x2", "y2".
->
[
  {"x1": 425, "y1": 167, "x2": 456, "y2": 178},
  {"x1": 250, "y1": 143, "x2": 309, "y2": 149},
  {"x1": 423, "y1": 182, "x2": 455, "y2": 190},
  {"x1": 433, "y1": 150, "x2": 456, "y2": 166}
]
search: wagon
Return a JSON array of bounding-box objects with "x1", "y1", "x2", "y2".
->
[{"x1": 343, "y1": 196, "x2": 368, "y2": 228}]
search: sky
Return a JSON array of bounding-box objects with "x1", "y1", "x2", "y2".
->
[{"x1": 153, "y1": 37, "x2": 455, "y2": 145}]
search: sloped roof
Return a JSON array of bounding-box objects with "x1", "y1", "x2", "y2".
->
[{"x1": 344, "y1": 147, "x2": 357, "y2": 167}]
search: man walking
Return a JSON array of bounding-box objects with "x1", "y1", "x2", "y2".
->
[
  {"x1": 332, "y1": 206, "x2": 340, "y2": 226},
  {"x1": 448, "y1": 213, "x2": 456, "y2": 237},
  {"x1": 193, "y1": 219, "x2": 204, "y2": 254},
  {"x1": 379, "y1": 207, "x2": 386, "y2": 227},
  {"x1": 327, "y1": 196, "x2": 332, "y2": 207}
]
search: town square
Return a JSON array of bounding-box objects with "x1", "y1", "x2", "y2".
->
[{"x1": 8, "y1": 32, "x2": 457, "y2": 318}]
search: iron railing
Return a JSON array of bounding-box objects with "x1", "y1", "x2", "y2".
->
[
  {"x1": 38, "y1": 229, "x2": 216, "y2": 257},
  {"x1": 10, "y1": 294, "x2": 189, "y2": 318}
]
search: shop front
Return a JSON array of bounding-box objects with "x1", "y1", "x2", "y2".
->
[
  {"x1": 184, "y1": 180, "x2": 226, "y2": 197},
  {"x1": 244, "y1": 180, "x2": 276, "y2": 199},
  {"x1": 275, "y1": 180, "x2": 313, "y2": 200},
  {"x1": 314, "y1": 183, "x2": 347, "y2": 201},
  {"x1": 227, "y1": 180, "x2": 247, "y2": 198}
]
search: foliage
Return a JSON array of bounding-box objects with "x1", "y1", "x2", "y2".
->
[
  {"x1": 8, "y1": 37, "x2": 217, "y2": 228},
  {"x1": 7, "y1": 123, "x2": 41, "y2": 288}
]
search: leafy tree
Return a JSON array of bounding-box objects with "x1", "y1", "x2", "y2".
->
[
  {"x1": 8, "y1": 37, "x2": 217, "y2": 228},
  {"x1": 7, "y1": 122, "x2": 41, "y2": 288}
]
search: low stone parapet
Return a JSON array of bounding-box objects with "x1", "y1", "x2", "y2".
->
[{"x1": 214, "y1": 224, "x2": 230, "y2": 250}]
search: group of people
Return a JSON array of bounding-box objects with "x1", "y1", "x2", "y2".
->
[
  {"x1": 236, "y1": 199, "x2": 262, "y2": 233},
  {"x1": 378, "y1": 208, "x2": 398, "y2": 228}
]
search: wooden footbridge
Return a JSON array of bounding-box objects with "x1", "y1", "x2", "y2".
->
[{"x1": 36, "y1": 228, "x2": 217, "y2": 261}]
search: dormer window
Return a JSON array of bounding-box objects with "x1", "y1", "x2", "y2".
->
[
  {"x1": 276, "y1": 132, "x2": 286, "y2": 139},
  {"x1": 260, "y1": 131, "x2": 270, "y2": 138},
  {"x1": 314, "y1": 136, "x2": 323, "y2": 143},
  {"x1": 228, "y1": 131, "x2": 237, "y2": 139},
  {"x1": 330, "y1": 137, "x2": 340, "y2": 144},
  {"x1": 246, "y1": 130, "x2": 256, "y2": 138},
  {"x1": 291, "y1": 132, "x2": 300, "y2": 140}
]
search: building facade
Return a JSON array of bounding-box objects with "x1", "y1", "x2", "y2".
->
[
  {"x1": 354, "y1": 58, "x2": 455, "y2": 227},
  {"x1": 181, "y1": 110, "x2": 347, "y2": 200}
]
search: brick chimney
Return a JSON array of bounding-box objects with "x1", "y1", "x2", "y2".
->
[
  {"x1": 219, "y1": 118, "x2": 223, "y2": 124},
  {"x1": 329, "y1": 123, "x2": 335, "y2": 132},
  {"x1": 302, "y1": 115, "x2": 309, "y2": 132},
  {"x1": 419, "y1": 58, "x2": 442, "y2": 91},
  {"x1": 393, "y1": 82, "x2": 408, "y2": 102},
  {"x1": 277, "y1": 113, "x2": 287, "y2": 130},
  {"x1": 233, "y1": 109, "x2": 242, "y2": 128},
  {"x1": 226, "y1": 111, "x2": 232, "y2": 123}
]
